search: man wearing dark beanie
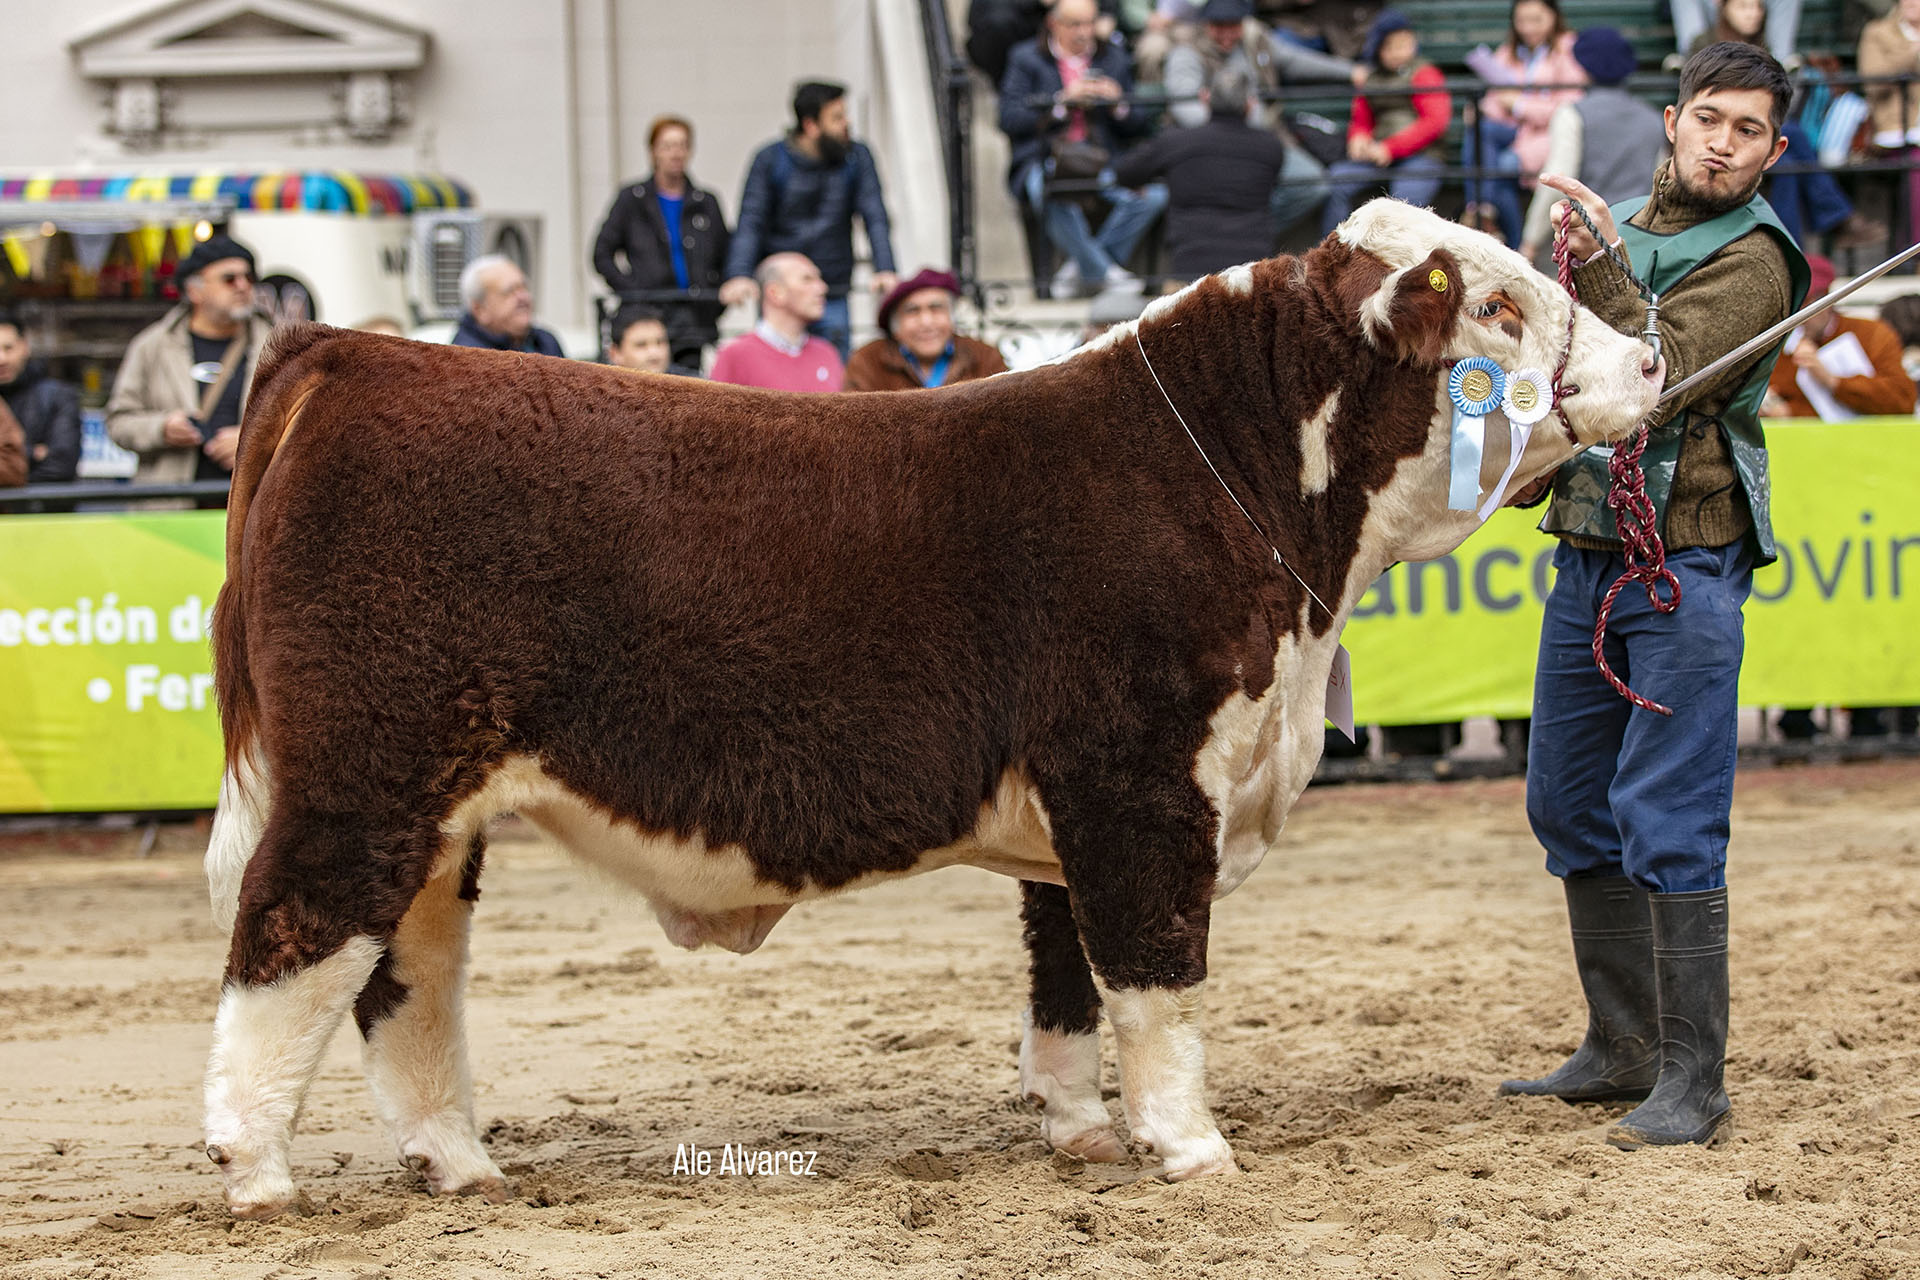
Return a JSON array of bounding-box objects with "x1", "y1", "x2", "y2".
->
[{"x1": 106, "y1": 232, "x2": 275, "y2": 498}]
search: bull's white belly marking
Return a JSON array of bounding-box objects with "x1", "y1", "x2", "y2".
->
[{"x1": 441, "y1": 756, "x2": 1064, "y2": 935}]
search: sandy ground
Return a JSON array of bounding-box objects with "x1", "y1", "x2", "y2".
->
[{"x1": 0, "y1": 761, "x2": 1915, "y2": 1280}]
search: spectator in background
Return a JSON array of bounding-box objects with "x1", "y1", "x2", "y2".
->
[
  {"x1": 1259, "y1": 0, "x2": 1386, "y2": 60},
  {"x1": 969, "y1": 0, "x2": 1136, "y2": 83},
  {"x1": 1161, "y1": 0, "x2": 1360, "y2": 239},
  {"x1": 451, "y1": 256, "x2": 565, "y2": 357},
  {"x1": 0, "y1": 311, "x2": 81, "y2": 486},
  {"x1": 593, "y1": 115, "x2": 732, "y2": 368},
  {"x1": 606, "y1": 303, "x2": 700, "y2": 377},
  {"x1": 710, "y1": 253, "x2": 844, "y2": 392},
  {"x1": 107, "y1": 233, "x2": 274, "y2": 492},
  {"x1": 1320, "y1": 11, "x2": 1449, "y2": 234},
  {"x1": 1673, "y1": 0, "x2": 1801, "y2": 66},
  {"x1": 1858, "y1": 0, "x2": 1920, "y2": 248},
  {"x1": 1763, "y1": 255, "x2": 1916, "y2": 417},
  {"x1": 1000, "y1": 0, "x2": 1169, "y2": 298},
  {"x1": 1113, "y1": 65, "x2": 1292, "y2": 276},
  {"x1": 1877, "y1": 293, "x2": 1920, "y2": 381},
  {"x1": 1519, "y1": 28, "x2": 1668, "y2": 261},
  {"x1": 844, "y1": 268, "x2": 1008, "y2": 390},
  {"x1": 1461, "y1": 0, "x2": 1585, "y2": 246},
  {"x1": 721, "y1": 82, "x2": 897, "y2": 362},
  {"x1": 0, "y1": 393, "x2": 22, "y2": 489}
]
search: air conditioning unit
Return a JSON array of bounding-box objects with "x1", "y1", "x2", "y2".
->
[{"x1": 408, "y1": 211, "x2": 545, "y2": 322}]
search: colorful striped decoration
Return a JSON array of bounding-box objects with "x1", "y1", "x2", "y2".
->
[{"x1": 0, "y1": 170, "x2": 473, "y2": 214}]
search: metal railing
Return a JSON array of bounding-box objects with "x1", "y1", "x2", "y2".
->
[
  {"x1": 919, "y1": 0, "x2": 979, "y2": 305},
  {"x1": 0, "y1": 480, "x2": 231, "y2": 513}
]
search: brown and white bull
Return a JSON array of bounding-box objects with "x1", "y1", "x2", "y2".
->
[{"x1": 200, "y1": 201, "x2": 1660, "y2": 1218}]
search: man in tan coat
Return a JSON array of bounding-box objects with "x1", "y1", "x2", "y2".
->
[{"x1": 107, "y1": 234, "x2": 275, "y2": 493}]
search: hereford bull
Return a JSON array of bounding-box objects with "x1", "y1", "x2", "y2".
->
[{"x1": 200, "y1": 200, "x2": 1661, "y2": 1218}]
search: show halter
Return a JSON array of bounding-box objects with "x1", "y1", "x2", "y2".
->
[{"x1": 1552, "y1": 197, "x2": 1679, "y2": 718}]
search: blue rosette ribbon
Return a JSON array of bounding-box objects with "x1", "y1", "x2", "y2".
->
[{"x1": 1446, "y1": 357, "x2": 1506, "y2": 512}]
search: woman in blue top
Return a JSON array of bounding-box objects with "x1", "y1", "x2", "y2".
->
[{"x1": 592, "y1": 116, "x2": 733, "y2": 367}]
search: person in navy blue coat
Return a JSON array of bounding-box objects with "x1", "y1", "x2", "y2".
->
[
  {"x1": 720, "y1": 81, "x2": 897, "y2": 360},
  {"x1": 998, "y1": 0, "x2": 1167, "y2": 296}
]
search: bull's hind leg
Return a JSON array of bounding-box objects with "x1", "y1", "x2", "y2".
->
[
  {"x1": 1041, "y1": 763, "x2": 1236, "y2": 1181},
  {"x1": 204, "y1": 807, "x2": 428, "y2": 1218},
  {"x1": 356, "y1": 834, "x2": 506, "y2": 1201},
  {"x1": 1019, "y1": 882, "x2": 1124, "y2": 1161}
]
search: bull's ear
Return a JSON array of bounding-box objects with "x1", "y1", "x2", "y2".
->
[{"x1": 1356, "y1": 248, "x2": 1466, "y2": 368}]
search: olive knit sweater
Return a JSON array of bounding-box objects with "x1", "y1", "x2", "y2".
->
[{"x1": 1564, "y1": 162, "x2": 1796, "y2": 550}]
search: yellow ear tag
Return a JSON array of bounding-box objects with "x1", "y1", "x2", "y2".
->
[{"x1": 1428, "y1": 268, "x2": 1449, "y2": 293}]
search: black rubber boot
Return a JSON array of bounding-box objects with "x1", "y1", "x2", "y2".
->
[
  {"x1": 1500, "y1": 875, "x2": 1659, "y2": 1103},
  {"x1": 1607, "y1": 888, "x2": 1731, "y2": 1148}
]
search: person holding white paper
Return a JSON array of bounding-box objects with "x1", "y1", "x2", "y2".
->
[{"x1": 1763, "y1": 254, "x2": 1917, "y2": 419}]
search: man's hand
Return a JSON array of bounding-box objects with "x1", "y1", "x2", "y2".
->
[
  {"x1": 871, "y1": 271, "x2": 898, "y2": 296},
  {"x1": 1347, "y1": 132, "x2": 1376, "y2": 163},
  {"x1": 31, "y1": 442, "x2": 47, "y2": 462},
  {"x1": 1792, "y1": 343, "x2": 1836, "y2": 388},
  {"x1": 1064, "y1": 74, "x2": 1122, "y2": 106},
  {"x1": 1505, "y1": 472, "x2": 1555, "y2": 508},
  {"x1": 1350, "y1": 64, "x2": 1369, "y2": 88},
  {"x1": 719, "y1": 276, "x2": 759, "y2": 308},
  {"x1": 1537, "y1": 172, "x2": 1620, "y2": 265},
  {"x1": 203, "y1": 426, "x2": 241, "y2": 470},
  {"x1": 162, "y1": 411, "x2": 201, "y2": 449}
]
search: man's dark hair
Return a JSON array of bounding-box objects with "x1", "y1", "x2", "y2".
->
[
  {"x1": 1676, "y1": 41, "x2": 1792, "y2": 137},
  {"x1": 0, "y1": 307, "x2": 22, "y2": 337},
  {"x1": 608, "y1": 302, "x2": 667, "y2": 349},
  {"x1": 792, "y1": 81, "x2": 846, "y2": 128}
]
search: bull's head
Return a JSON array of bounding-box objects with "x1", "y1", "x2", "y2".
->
[{"x1": 1331, "y1": 199, "x2": 1662, "y2": 561}]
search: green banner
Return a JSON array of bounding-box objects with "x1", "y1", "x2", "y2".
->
[
  {"x1": 2, "y1": 421, "x2": 1916, "y2": 813},
  {"x1": 1, "y1": 512, "x2": 226, "y2": 811},
  {"x1": 1346, "y1": 419, "x2": 1920, "y2": 720}
]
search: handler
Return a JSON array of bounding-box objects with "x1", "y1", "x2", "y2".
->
[{"x1": 1501, "y1": 42, "x2": 1808, "y2": 1148}]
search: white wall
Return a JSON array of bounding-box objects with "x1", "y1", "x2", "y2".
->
[{"x1": 0, "y1": 0, "x2": 942, "y2": 331}]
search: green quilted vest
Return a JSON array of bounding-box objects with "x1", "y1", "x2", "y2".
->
[{"x1": 1539, "y1": 190, "x2": 1809, "y2": 564}]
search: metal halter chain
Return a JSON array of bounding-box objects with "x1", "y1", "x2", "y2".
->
[
  {"x1": 1552, "y1": 198, "x2": 1680, "y2": 717},
  {"x1": 1136, "y1": 334, "x2": 1335, "y2": 621}
]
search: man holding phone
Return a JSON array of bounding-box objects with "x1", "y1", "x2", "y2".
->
[{"x1": 108, "y1": 234, "x2": 275, "y2": 499}]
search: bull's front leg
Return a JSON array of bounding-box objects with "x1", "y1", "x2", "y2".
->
[
  {"x1": 1040, "y1": 766, "x2": 1236, "y2": 1181},
  {"x1": 1019, "y1": 882, "x2": 1125, "y2": 1162}
]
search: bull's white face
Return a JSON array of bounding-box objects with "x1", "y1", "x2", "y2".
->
[{"x1": 1335, "y1": 199, "x2": 1663, "y2": 562}]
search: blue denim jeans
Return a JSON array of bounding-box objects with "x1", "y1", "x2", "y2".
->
[
  {"x1": 1462, "y1": 117, "x2": 1523, "y2": 246},
  {"x1": 1525, "y1": 539, "x2": 1754, "y2": 894},
  {"x1": 809, "y1": 294, "x2": 852, "y2": 361},
  {"x1": 1320, "y1": 154, "x2": 1445, "y2": 235},
  {"x1": 1020, "y1": 162, "x2": 1170, "y2": 282}
]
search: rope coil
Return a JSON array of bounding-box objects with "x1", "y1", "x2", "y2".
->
[{"x1": 1552, "y1": 205, "x2": 1681, "y2": 717}]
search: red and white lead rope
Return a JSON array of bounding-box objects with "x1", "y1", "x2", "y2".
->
[{"x1": 1552, "y1": 220, "x2": 1680, "y2": 717}]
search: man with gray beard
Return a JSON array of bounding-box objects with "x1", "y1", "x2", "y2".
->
[{"x1": 108, "y1": 234, "x2": 276, "y2": 493}]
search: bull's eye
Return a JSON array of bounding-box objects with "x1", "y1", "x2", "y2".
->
[{"x1": 1471, "y1": 299, "x2": 1505, "y2": 320}]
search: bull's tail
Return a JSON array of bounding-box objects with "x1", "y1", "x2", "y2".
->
[{"x1": 208, "y1": 323, "x2": 338, "y2": 925}]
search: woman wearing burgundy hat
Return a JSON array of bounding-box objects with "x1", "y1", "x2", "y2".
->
[{"x1": 843, "y1": 269, "x2": 1008, "y2": 392}]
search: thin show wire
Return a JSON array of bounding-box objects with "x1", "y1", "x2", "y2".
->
[{"x1": 1134, "y1": 334, "x2": 1335, "y2": 620}]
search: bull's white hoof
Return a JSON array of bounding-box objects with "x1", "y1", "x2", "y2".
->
[
  {"x1": 1050, "y1": 1123, "x2": 1128, "y2": 1163},
  {"x1": 1151, "y1": 1130, "x2": 1236, "y2": 1181},
  {"x1": 210, "y1": 1143, "x2": 296, "y2": 1220},
  {"x1": 399, "y1": 1113, "x2": 508, "y2": 1200}
]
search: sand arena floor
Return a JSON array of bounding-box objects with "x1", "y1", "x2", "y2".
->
[{"x1": 0, "y1": 760, "x2": 1915, "y2": 1279}]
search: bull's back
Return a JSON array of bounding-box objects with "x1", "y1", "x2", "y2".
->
[{"x1": 237, "y1": 335, "x2": 1068, "y2": 887}]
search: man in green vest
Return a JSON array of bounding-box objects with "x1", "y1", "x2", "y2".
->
[{"x1": 1500, "y1": 43, "x2": 1809, "y2": 1149}]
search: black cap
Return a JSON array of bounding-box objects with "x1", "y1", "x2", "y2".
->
[
  {"x1": 178, "y1": 234, "x2": 255, "y2": 281},
  {"x1": 1199, "y1": 0, "x2": 1253, "y2": 21}
]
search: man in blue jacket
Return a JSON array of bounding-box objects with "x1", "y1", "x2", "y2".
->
[
  {"x1": 720, "y1": 81, "x2": 898, "y2": 360},
  {"x1": 999, "y1": 0, "x2": 1167, "y2": 297}
]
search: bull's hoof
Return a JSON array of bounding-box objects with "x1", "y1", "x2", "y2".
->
[
  {"x1": 404, "y1": 1150, "x2": 510, "y2": 1201},
  {"x1": 211, "y1": 1142, "x2": 296, "y2": 1220},
  {"x1": 1052, "y1": 1126, "x2": 1128, "y2": 1164},
  {"x1": 1139, "y1": 1130, "x2": 1236, "y2": 1181}
]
